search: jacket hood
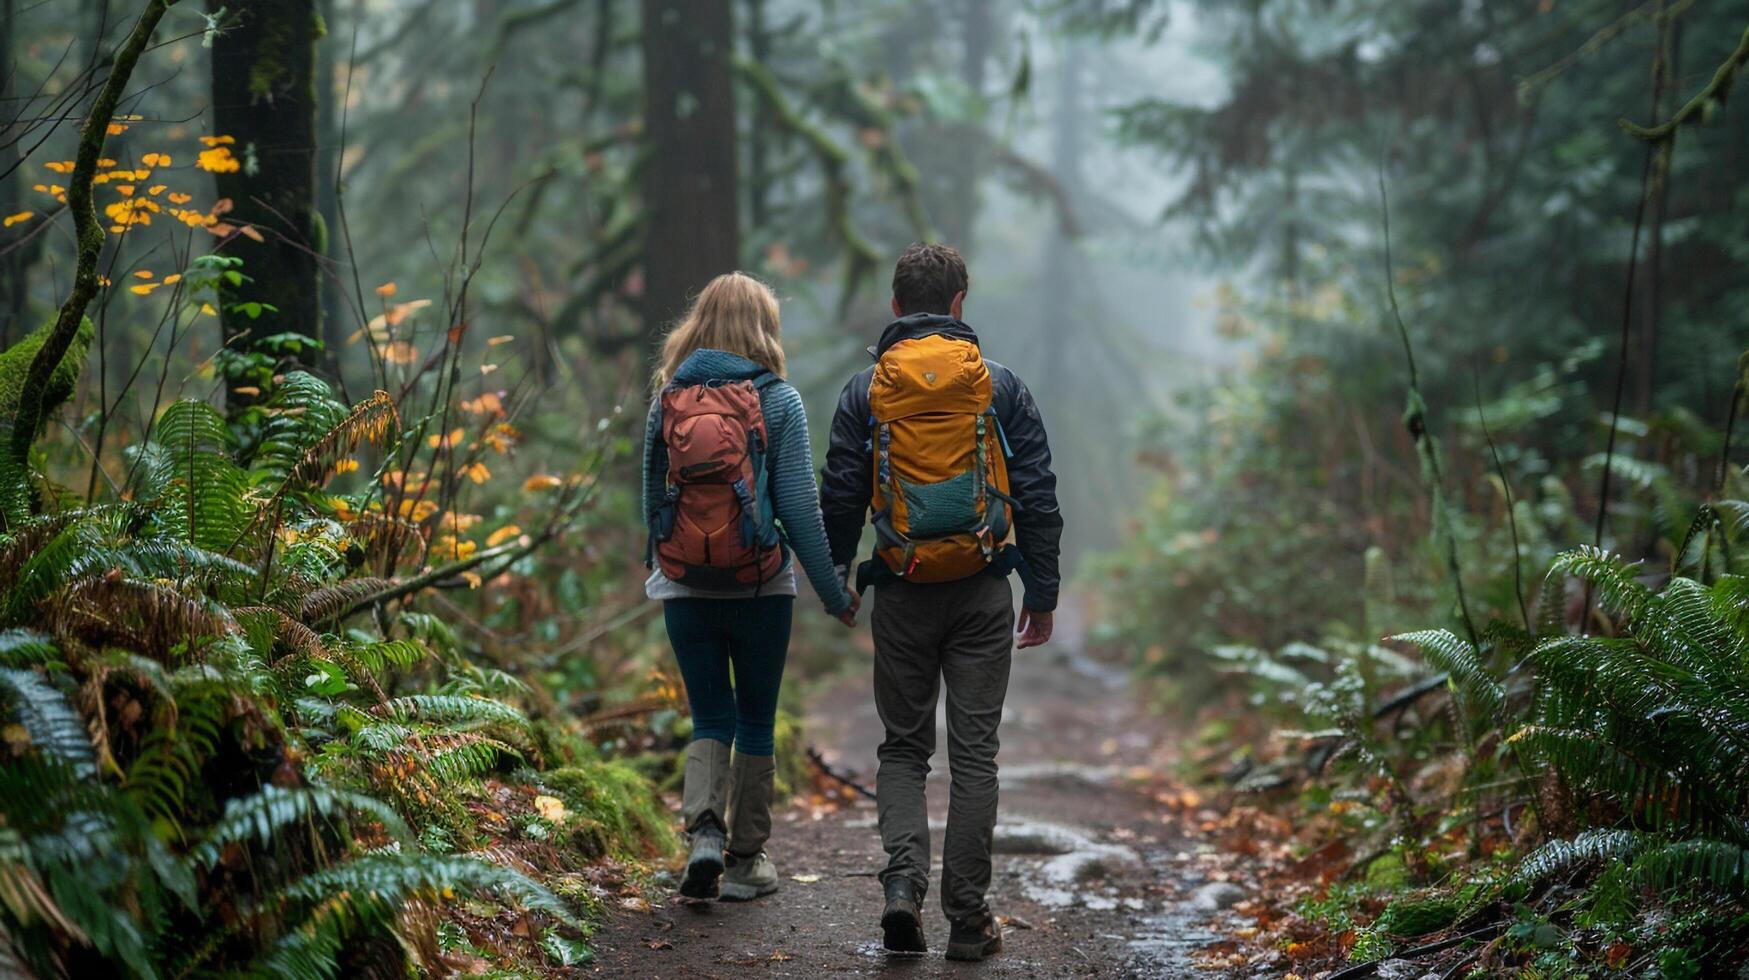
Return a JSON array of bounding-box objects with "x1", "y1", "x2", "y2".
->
[
  {"x1": 869, "y1": 313, "x2": 979, "y2": 358},
  {"x1": 670, "y1": 348, "x2": 774, "y2": 385}
]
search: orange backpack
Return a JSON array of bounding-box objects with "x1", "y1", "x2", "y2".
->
[
  {"x1": 652, "y1": 376, "x2": 785, "y2": 589},
  {"x1": 868, "y1": 335, "x2": 1013, "y2": 582}
]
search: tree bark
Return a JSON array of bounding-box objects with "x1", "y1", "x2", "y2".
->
[
  {"x1": 639, "y1": 0, "x2": 738, "y2": 341},
  {"x1": 315, "y1": 0, "x2": 347, "y2": 386},
  {"x1": 207, "y1": 0, "x2": 322, "y2": 413},
  {"x1": 937, "y1": 0, "x2": 993, "y2": 252}
]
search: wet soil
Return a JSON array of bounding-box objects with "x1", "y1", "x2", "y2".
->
[{"x1": 589, "y1": 600, "x2": 1256, "y2": 979}]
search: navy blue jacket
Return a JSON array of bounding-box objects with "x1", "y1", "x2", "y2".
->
[{"x1": 820, "y1": 313, "x2": 1063, "y2": 612}]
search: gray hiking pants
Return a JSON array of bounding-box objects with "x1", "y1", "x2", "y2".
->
[{"x1": 871, "y1": 572, "x2": 1014, "y2": 923}]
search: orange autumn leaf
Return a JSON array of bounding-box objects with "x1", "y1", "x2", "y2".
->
[
  {"x1": 43, "y1": 161, "x2": 74, "y2": 174},
  {"x1": 381, "y1": 341, "x2": 417, "y2": 365},
  {"x1": 141, "y1": 152, "x2": 171, "y2": 167},
  {"x1": 523, "y1": 474, "x2": 562, "y2": 492},
  {"x1": 486, "y1": 525, "x2": 522, "y2": 547},
  {"x1": 461, "y1": 392, "x2": 503, "y2": 415},
  {"x1": 332, "y1": 458, "x2": 360, "y2": 474},
  {"x1": 147, "y1": 184, "x2": 167, "y2": 196},
  {"x1": 2, "y1": 211, "x2": 32, "y2": 228},
  {"x1": 461, "y1": 461, "x2": 490, "y2": 484},
  {"x1": 167, "y1": 191, "x2": 192, "y2": 204},
  {"x1": 106, "y1": 122, "x2": 128, "y2": 135},
  {"x1": 114, "y1": 185, "x2": 135, "y2": 197},
  {"x1": 426, "y1": 428, "x2": 466, "y2": 450},
  {"x1": 199, "y1": 135, "x2": 235, "y2": 147},
  {"x1": 375, "y1": 281, "x2": 397, "y2": 298},
  {"x1": 133, "y1": 270, "x2": 155, "y2": 279},
  {"x1": 237, "y1": 224, "x2": 265, "y2": 243}
]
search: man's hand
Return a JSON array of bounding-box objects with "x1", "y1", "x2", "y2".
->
[
  {"x1": 836, "y1": 590, "x2": 861, "y2": 627},
  {"x1": 1016, "y1": 608, "x2": 1053, "y2": 649}
]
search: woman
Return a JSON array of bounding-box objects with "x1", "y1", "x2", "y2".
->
[{"x1": 642, "y1": 272, "x2": 858, "y2": 901}]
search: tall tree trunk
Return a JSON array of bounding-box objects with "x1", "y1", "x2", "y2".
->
[
  {"x1": 639, "y1": 0, "x2": 738, "y2": 340},
  {"x1": 1040, "y1": 39, "x2": 1083, "y2": 376},
  {"x1": 315, "y1": 0, "x2": 347, "y2": 388},
  {"x1": 1636, "y1": 12, "x2": 1679, "y2": 418},
  {"x1": 207, "y1": 0, "x2": 322, "y2": 413},
  {"x1": 745, "y1": 0, "x2": 771, "y2": 232},
  {"x1": 938, "y1": 0, "x2": 992, "y2": 251}
]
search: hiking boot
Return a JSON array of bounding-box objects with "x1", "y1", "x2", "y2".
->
[
  {"x1": 719, "y1": 849, "x2": 779, "y2": 900},
  {"x1": 945, "y1": 911, "x2": 1003, "y2": 962},
  {"x1": 726, "y1": 753, "x2": 776, "y2": 857},
  {"x1": 879, "y1": 878, "x2": 927, "y2": 955},
  {"x1": 679, "y1": 740, "x2": 731, "y2": 900},
  {"x1": 680, "y1": 823, "x2": 725, "y2": 899}
]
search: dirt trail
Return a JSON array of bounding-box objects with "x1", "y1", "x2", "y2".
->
[{"x1": 590, "y1": 597, "x2": 1256, "y2": 978}]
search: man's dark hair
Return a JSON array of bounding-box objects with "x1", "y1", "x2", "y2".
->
[{"x1": 891, "y1": 242, "x2": 969, "y2": 316}]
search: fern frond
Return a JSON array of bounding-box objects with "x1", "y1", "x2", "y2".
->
[
  {"x1": 298, "y1": 578, "x2": 392, "y2": 624},
  {"x1": 1550, "y1": 547, "x2": 1653, "y2": 623},
  {"x1": 1628, "y1": 838, "x2": 1749, "y2": 896},
  {"x1": 1515, "y1": 828, "x2": 1642, "y2": 885},
  {"x1": 0, "y1": 630, "x2": 60, "y2": 668},
  {"x1": 49, "y1": 577, "x2": 237, "y2": 658},
  {"x1": 1389, "y1": 629, "x2": 1503, "y2": 719},
  {"x1": 0, "y1": 669, "x2": 95, "y2": 778},
  {"x1": 251, "y1": 372, "x2": 350, "y2": 485},
  {"x1": 286, "y1": 389, "x2": 400, "y2": 489},
  {"x1": 368, "y1": 695, "x2": 528, "y2": 730},
  {"x1": 191, "y1": 785, "x2": 413, "y2": 866}
]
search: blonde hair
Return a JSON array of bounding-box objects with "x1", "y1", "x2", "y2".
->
[{"x1": 654, "y1": 272, "x2": 787, "y2": 387}]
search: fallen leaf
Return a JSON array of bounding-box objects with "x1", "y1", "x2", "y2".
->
[
  {"x1": 619, "y1": 896, "x2": 652, "y2": 913},
  {"x1": 789, "y1": 874, "x2": 821, "y2": 884}
]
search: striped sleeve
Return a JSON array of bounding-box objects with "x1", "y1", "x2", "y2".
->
[{"x1": 765, "y1": 383, "x2": 852, "y2": 614}]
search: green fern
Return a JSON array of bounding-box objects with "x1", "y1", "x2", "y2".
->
[
  {"x1": 369, "y1": 694, "x2": 529, "y2": 730},
  {"x1": 1388, "y1": 628, "x2": 1504, "y2": 720},
  {"x1": 191, "y1": 785, "x2": 413, "y2": 866},
  {"x1": 0, "y1": 668, "x2": 95, "y2": 778}
]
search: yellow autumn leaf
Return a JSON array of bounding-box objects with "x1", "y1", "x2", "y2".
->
[
  {"x1": 533, "y1": 795, "x2": 567, "y2": 823},
  {"x1": 199, "y1": 302, "x2": 217, "y2": 316},
  {"x1": 426, "y1": 428, "x2": 465, "y2": 450},
  {"x1": 106, "y1": 122, "x2": 128, "y2": 135},
  {"x1": 332, "y1": 458, "x2": 360, "y2": 474},
  {"x1": 2, "y1": 211, "x2": 32, "y2": 228},
  {"x1": 196, "y1": 147, "x2": 240, "y2": 174},
  {"x1": 460, "y1": 571, "x2": 483, "y2": 589},
  {"x1": 147, "y1": 184, "x2": 167, "y2": 196},
  {"x1": 199, "y1": 134, "x2": 235, "y2": 147},
  {"x1": 114, "y1": 185, "x2": 135, "y2": 197},
  {"x1": 43, "y1": 161, "x2": 74, "y2": 174},
  {"x1": 486, "y1": 525, "x2": 522, "y2": 547},
  {"x1": 133, "y1": 270, "x2": 154, "y2": 279},
  {"x1": 129, "y1": 283, "x2": 159, "y2": 296},
  {"x1": 96, "y1": 158, "x2": 117, "y2": 168},
  {"x1": 461, "y1": 392, "x2": 502, "y2": 415},
  {"x1": 523, "y1": 474, "x2": 562, "y2": 492},
  {"x1": 162, "y1": 274, "x2": 181, "y2": 285},
  {"x1": 167, "y1": 191, "x2": 192, "y2": 204},
  {"x1": 461, "y1": 461, "x2": 490, "y2": 484},
  {"x1": 486, "y1": 335, "x2": 515, "y2": 346},
  {"x1": 141, "y1": 152, "x2": 171, "y2": 167}
]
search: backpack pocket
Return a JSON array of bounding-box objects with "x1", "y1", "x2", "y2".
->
[{"x1": 901, "y1": 468, "x2": 980, "y2": 538}]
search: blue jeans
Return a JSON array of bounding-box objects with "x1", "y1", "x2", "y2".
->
[{"x1": 663, "y1": 595, "x2": 793, "y2": 756}]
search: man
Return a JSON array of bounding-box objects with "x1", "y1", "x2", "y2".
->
[{"x1": 821, "y1": 242, "x2": 1062, "y2": 961}]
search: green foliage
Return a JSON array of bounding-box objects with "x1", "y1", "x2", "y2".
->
[
  {"x1": 0, "y1": 376, "x2": 659, "y2": 977},
  {"x1": 0, "y1": 315, "x2": 94, "y2": 437}
]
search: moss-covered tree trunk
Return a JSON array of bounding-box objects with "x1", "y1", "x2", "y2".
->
[
  {"x1": 207, "y1": 0, "x2": 322, "y2": 415},
  {"x1": 639, "y1": 0, "x2": 738, "y2": 341}
]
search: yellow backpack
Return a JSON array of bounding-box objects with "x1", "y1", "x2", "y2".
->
[{"x1": 868, "y1": 334, "x2": 1013, "y2": 582}]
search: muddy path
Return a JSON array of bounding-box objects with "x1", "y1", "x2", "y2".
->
[{"x1": 589, "y1": 598, "x2": 1264, "y2": 978}]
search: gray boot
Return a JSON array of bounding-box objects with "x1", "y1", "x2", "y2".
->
[
  {"x1": 680, "y1": 739, "x2": 731, "y2": 899},
  {"x1": 720, "y1": 753, "x2": 779, "y2": 900}
]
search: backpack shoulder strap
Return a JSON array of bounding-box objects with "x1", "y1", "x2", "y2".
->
[{"x1": 751, "y1": 371, "x2": 785, "y2": 391}]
